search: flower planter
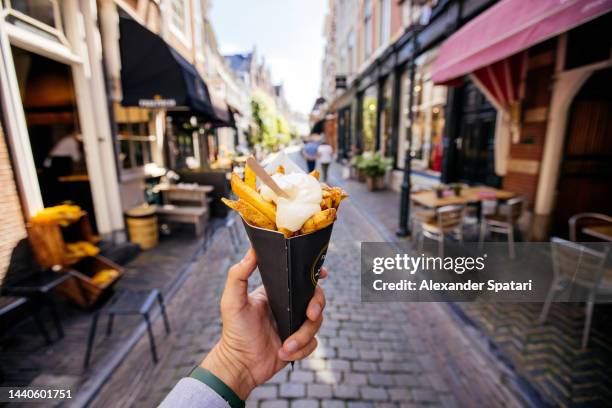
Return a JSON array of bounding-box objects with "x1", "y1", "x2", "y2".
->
[
  {"x1": 366, "y1": 175, "x2": 385, "y2": 191},
  {"x1": 357, "y1": 168, "x2": 366, "y2": 182}
]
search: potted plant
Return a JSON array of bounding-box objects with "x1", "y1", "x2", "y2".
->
[
  {"x1": 434, "y1": 184, "x2": 446, "y2": 198},
  {"x1": 449, "y1": 183, "x2": 463, "y2": 196},
  {"x1": 349, "y1": 155, "x2": 363, "y2": 181},
  {"x1": 361, "y1": 153, "x2": 392, "y2": 191}
]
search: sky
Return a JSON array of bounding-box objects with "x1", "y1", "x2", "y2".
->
[{"x1": 209, "y1": 0, "x2": 327, "y2": 115}]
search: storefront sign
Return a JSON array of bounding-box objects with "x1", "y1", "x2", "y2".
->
[{"x1": 138, "y1": 98, "x2": 177, "y2": 108}]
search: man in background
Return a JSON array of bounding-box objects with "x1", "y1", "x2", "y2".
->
[
  {"x1": 317, "y1": 140, "x2": 333, "y2": 182},
  {"x1": 302, "y1": 136, "x2": 319, "y2": 172}
]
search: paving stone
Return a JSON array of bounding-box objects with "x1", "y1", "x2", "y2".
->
[
  {"x1": 249, "y1": 385, "x2": 278, "y2": 400},
  {"x1": 315, "y1": 370, "x2": 343, "y2": 384},
  {"x1": 392, "y1": 374, "x2": 420, "y2": 387},
  {"x1": 338, "y1": 348, "x2": 360, "y2": 360},
  {"x1": 279, "y1": 383, "x2": 306, "y2": 398},
  {"x1": 343, "y1": 373, "x2": 367, "y2": 385},
  {"x1": 261, "y1": 401, "x2": 289, "y2": 408},
  {"x1": 412, "y1": 388, "x2": 438, "y2": 403},
  {"x1": 291, "y1": 399, "x2": 319, "y2": 408},
  {"x1": 333, "y1": 384, "x2": 360, "y2": 399},
  {"x1": 321, "y1": 401, "x2": 345, "y2": 408},
  {"x1": 327, "y1": 359, "x2": 351, "y2": 371},
  {"x1": 267, "y1": 370, "x2": 288, "y2": 384},
  {"x1": 367, "y1": 373, "x2": 394, "y2": 386},
  {"x1": 388, "y1": 388, "x2": 412, "y2": 402},
  {"x1": 359, "y1": 350, "x2": 382, "y2": 361},
  {"x1": 346, "y1": 402, "x2": 374, "y2": 408},
  {"x1": 360, "y1": 386, "x2": 388, "y2": 401},
  {"x1": 307, "y1": 384, "x2": 333, "y2": 399},
  {"x1": 301, "y1": 358, "x2": 327, "y2": 371},
  {"x1": 352, "y1": 361, "x2": 378, "y2": 372},
  {"x1": 290, "y1": 370, "x2": 315, "y2": 383}
]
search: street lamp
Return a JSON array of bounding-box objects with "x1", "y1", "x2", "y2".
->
[{"x1": 397, "y1": 26, "x2": 422, "y2": 237}]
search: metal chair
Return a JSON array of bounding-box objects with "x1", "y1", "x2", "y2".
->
[
  {"x1": 568, "y1": 213, "x2": 612, "y2": 242},
  {"x1": 417, "y1": 204, "x2": 466, "y2": 257},
  {"x1": 84, "y1": 288, "x2": 170, "y2": 368},
  {"x1": 538, "y1": 237, "x2": 610, "y2": 349},
  {"x1": 479, "y1": 197, "x2": 523, "y2": 258}
]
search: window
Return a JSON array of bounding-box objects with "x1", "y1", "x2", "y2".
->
[
  {"x1": 364, "y1": 0, "x2": 373, "y2": 59},
  {"x1": 115, "y1": 106, "x2": 156, "y2": 171},
  {"x1": 379, "y1": 0, "x2": 390, "y2": 48},
  {"x1": 361, "y1": 85, "x2": 377, "y2": 152},
  {"x1": 169, "y1": 0, "x2": 191, "y2": 45},
  {"x1": 410, "y1": 49, "x2": 447, "y2": 173},
  {"x1": 193, "y1": 0, "x2": 204, "y2": 60}
]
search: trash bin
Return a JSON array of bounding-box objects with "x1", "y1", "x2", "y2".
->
[{"x1": 125, "y1": 205, "x2": 158, "y2": 250}]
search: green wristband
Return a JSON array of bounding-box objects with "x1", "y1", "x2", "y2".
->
[{"x1": 190, "y1": 366, "x2": 245, "y2": 408}]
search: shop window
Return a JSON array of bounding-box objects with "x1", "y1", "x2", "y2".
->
[
  {"x1": 565, "y1": 13, "x2": 611, "y2": 70},
  {"x1": 169, "y1": 0, "x2": 191, "y2": 45},
  {"x1": 361, "y1": 85, "x2": 377, "y2": 152},
  {"x1": 379, "y1": 76, "x2": 393, "y2": 157},
  {"x1": 364, "y1": 0, "x2": 373, "y2": 59},
  {"x1": 397, "y1": 67, "x2": 411, "y2": 169},
  {"x1": 410, "y1": 49, "x2": 446, "y2": 173},
  {"x1": 115, "y1": 106, "x2": 156, "y2": 171}
]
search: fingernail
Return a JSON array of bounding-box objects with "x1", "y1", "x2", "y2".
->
[
  {"x1": 285, "y1": 339, "x2": 298, "y2": 353},
  {"x1": 309, "y1": 303, "x2": 321, "y2": 318}
]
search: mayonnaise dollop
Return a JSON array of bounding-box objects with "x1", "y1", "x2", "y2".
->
[{"x1": 259, "y1": 173, "x2": 322, "y2": 232}]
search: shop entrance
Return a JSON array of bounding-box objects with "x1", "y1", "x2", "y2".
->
[
  {"x1": 453, "y1": 82, "x2": 500, "y2": 187},
  {"x1": 552, "y1": 68, "x2": 612, "y2": 235},
  {"x1": 12, "y1": 46, "x2": 97, "y2": 231}
]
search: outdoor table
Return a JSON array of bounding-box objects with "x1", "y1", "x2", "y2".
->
[
  {"x1": 411, "y1": 186, "x2": 516, "y2": 208},
  {"x1": 582, "y1": 225, "x2": 612, "y2": 242},
  {"x1": 154, "y1": 183, "x2": 214, "y2": 207}
]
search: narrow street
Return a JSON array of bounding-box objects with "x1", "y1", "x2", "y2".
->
[{"x1": 90, "y1": 158, "x2": 522, "y2": 408}]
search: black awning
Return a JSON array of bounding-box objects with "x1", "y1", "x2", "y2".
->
[
  {"x1": 311, "y1": 119, "x2": 325, "y2": 134},
  {"x1": 209, "y1": 103, "x2": 235, "y2": 129},
  {"x1": 119, "y1": 17, "x2": 216, "y2": 119}
]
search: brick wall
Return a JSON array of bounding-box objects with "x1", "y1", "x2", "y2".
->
[
  {"x1": 502, "y1": 39, "x2": 557, "y2": 208},
  {"x1": 0, "y1": 125, "x2": 26, "y2": 283}
]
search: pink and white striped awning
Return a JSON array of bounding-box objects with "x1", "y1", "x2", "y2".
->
[{"x1": 432, "y1": 0, "x2": 612, "y2": 88}]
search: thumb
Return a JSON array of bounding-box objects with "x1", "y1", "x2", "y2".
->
[{"x1": 221, "y1": 248, "x2": 257, "y2": 311}]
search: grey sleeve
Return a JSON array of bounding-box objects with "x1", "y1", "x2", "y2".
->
[{"x1": 158, "y1": 377, "x2": 230, "y2": 408}]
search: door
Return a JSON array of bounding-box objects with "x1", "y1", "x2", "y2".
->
[
  {"x1": 553, "y1": 68, "x2": 612, "y2": 235},
  {"x1": 454, "y1": 82, "x2": 500, "y2": 187}
]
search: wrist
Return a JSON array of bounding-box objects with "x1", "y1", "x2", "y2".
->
[{"x1": 200, "y1": 341, "x2": 255, "y2": 400}]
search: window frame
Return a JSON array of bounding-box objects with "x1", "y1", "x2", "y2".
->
[{"x1": 168, "y1": 0, "x2": 192, "y2": 47}]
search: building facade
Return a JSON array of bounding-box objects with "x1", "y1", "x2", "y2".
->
[{"x1": 321, "y1": 0, "x2": 611, "y2": 238}]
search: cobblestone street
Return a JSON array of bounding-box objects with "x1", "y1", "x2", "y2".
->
[{"x1": 90, "y1": 161, "x2": 521, "y2": 408}]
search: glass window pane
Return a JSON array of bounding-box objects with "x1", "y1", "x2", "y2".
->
[{"x1": 11, "y1": 0, "x2": 57, "y2": 28}]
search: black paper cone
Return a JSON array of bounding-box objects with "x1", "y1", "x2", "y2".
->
[{"x1": 242, "y1": 220, "x2": 333, "y2": 342}]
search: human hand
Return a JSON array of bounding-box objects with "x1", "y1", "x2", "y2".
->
[{"x1": 201, "y1": 248, "x2": 327, "y2": 399}]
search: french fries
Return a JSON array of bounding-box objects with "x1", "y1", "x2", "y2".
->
[
  {"x1": 300, "y1": 208, "x2": 336, "y2": 235},
  {"x1": 244, "y1": 163, "x2": 256, "y2": 189},
  {"x1": 230, "y1": 173, "x2": 276, "y2": 223},
  {"x1": 222, "y1": 198, "x2": 276, "y2": 230},
  {"x1": 223, "y1": 160, "x2": 349, "y2": 238}
]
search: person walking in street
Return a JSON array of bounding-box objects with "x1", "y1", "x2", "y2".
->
[
  {"x1": 302, "y1": 136, "x2": 319, "y2": 172},
  {"x1": 317, "y1": 140, "x2": 333, "y2": 182},
  {"x1": 160, "y1": 249, "x2": 327, "y2": 408}
]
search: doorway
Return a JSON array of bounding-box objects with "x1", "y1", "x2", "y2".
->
[
  {"x1": 12, "y1": 46, "x2": 97, "y2": 231},
  {"x1": 552, "y1": 68, "x2": 612, "y2": 236},
  {"x1": 454, "y1": 82, "x2": 500, "y2": 187}
]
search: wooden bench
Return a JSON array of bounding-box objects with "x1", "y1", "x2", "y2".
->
[{"x1": 155, "y1": 205, "x2": 208, "y2": 236}]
